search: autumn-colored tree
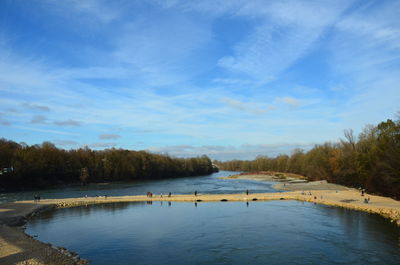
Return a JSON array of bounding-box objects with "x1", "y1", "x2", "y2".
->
[
  {"x1": 216, "y1": 116, "x2": 400, "y2": 199},
  {"x1": 0, "y1": 139, "x2": 217, "y2": 191}
]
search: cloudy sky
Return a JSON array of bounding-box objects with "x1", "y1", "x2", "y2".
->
[{"x1": 0, "y1": 0, "x2": 399, "y2": 160}]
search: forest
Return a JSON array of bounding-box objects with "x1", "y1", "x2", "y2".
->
[
  {"x1": 0, "y1": 141, "x2": 217, "y2": 191},
  {"x1": 215, "y1": 119, "x2": 400, "y2": 199}
]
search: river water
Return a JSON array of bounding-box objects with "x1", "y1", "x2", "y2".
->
[
  {"x1": 26, "y1": 201, "x2": 400, "y2": 265},
  {"x1": 1, "y1": 171, "x2": 279, "y2": 203},
  {"x1": 5, "y1": 171, "x2": 400, "y2": 264}
]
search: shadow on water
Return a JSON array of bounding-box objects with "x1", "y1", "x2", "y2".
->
[{"x1": 29, "y1": 202, "x2": 142, "y2": 226}]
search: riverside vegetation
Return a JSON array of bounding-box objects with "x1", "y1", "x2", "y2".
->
[
  {"x1": 0, "y1": 141, "x2": 217, "y2": 191},
  {"x1": 216, "y1": 118, "x2": 400, "y2": 199}
]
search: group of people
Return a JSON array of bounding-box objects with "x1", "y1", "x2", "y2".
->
[
  {"x1": 359, "y1": 187, "x2": 372, "y2": 203},
  {"x1": 147, "y1": 192, "x2": 173, "y2": 198},
  {"x1": 145, "y1": 190, "x2": 252, "y2": 198},
  {"x1": 33, "y1": 195, "x2": 41, "y2": 202}
]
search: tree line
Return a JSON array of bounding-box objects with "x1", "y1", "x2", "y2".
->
[
  {"x1": 215, "y1": 118, "x2": 400, "y2": 199},
  {"x1": 0, "y1": 140, "x2": 217, "y2": 191}
]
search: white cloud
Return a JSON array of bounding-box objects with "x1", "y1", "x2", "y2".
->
[
  {"x1": 112, "y1": 13, "x2": 214, "y2": 86},
  {"x1": 278, "y1": 97, "x2": 300, "y2": 107},
  {"x1": 328, "y1": 0, "x2": 400, "y2": 128},
  {"x1": 0, "y1": 0, "x2": 398, "y2": 159},
  {"x1": 221, "y1": 97, "x2": 274, "y2": 115},
  {"x1": 212, "y1": 78, "x2": 255, "y2": 86},
  {"x1": 215, "y1": 0, "x2": 354, "y2": 83}
]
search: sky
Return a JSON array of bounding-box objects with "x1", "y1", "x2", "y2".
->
[{"x1": 0, "y1": 0, "x2": 399, "y2": 161}]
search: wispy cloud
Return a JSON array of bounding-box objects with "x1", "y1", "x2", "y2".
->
[
  {"x1": 278, "y1": 97, "x2": 300, "y2": 108},
  {"x1": 52, "y1": 139, "x2": 79, "y2": 147},
  {"x1": 23, "y1": 102, "x2": 50, "y2": 112},
  {"x1": 149, "y1": 142, "x2": 315, "y2": 161},
  {"x1": 0, "y1": 112, "x2": 11, "y2": 126},
  {"x1": 99, "y1": 133, "x2": 121, "y2": 140},
  {"x1": 30, "y1": 115, "x2": 47, "y2": 124},
  {"x1": 215, "y1": 0, "x2": 354, "y2": 84},
  {"x1": 0, "y1": 0, "x2": 398, "y2": 159},
  {"x1": 15, "y1": 126, "x2": 79, "y2": 136},
  {"x1": 87, "y1": 142, "x2": 117, "y2": 149},
  {"x1": 54, "y1": 119, "x2": 82, "y2": 127},
  {"x1": 112, "y1": 12, "x2": 214, "y2": 87},
  {"x1": 43, "y1": 0, "x2": 121, "y2": 23},
  {"x1": 212, "y1": 78, "x2": 255, "y2": 86},
  {"x1": 327, "y1": 0, "x2": 400, "y2": 128},
  {"x1": 0, "y1": 120, "x2": 11, "y2": 126},
  {"x1": 222, "y1": 97, "x2": 274, "y2": 115}
]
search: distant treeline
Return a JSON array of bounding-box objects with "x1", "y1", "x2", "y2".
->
[
  {"x1": 215, "y1": 119, "x2": 400, "y2": 199},
  {"x1": 0, "y1": 140, "x2": 217, "y2": 191}
]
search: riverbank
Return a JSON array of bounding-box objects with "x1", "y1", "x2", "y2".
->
[
  {"x1": 1, "y1": 189, "x2": 400, "y2": 264},
  {"x1": 222, "y1": 171, "x2": 306, "y2": 182},
  {"x1": 274, "y1": 180, "x2": 350, "y2": 191},
  {"x1": 225, "y1": 172, "x2": 352, "y2": 191}
]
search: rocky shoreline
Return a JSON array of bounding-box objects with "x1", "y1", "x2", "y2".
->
[{"x1": 0, "y1": 202, "x2": 88, "y2": 265}]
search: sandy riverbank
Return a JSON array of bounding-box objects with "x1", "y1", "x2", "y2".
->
[
  {"x1": 1, "y1": 181, "x2": 400, "y2": 264},
  {"x1": 222, "y1": 171, "x2": 306, "y2": 182},
  {"x1": 226, "y1": 172, "x2": 351, "y2": 191},
  {"x1": 273, "y1": 180, "x2": 350, "y2": 191}
]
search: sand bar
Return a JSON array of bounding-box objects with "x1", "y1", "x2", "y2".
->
[{"x1": 1, "y1": 184, "x2": 400, "y2": 264}]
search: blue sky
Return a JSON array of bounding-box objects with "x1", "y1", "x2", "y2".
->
[{"x1": 0, "y1": 0, "x2": 399, "y2": 160}]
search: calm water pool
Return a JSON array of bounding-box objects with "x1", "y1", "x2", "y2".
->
[
  {"x1": 26, "y1": 201, "x2": 400, "y2": 265},
  {"x1": 1, "y1": 171, "x2": 280, "y2": 203}
]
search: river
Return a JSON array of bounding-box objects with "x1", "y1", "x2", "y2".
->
[
  {"x1": 26, "y1": 200, "x2": 400, "y2": 265},
  {"x1": 1, "y1": 171, "x2": 279, "y2": 203},
  {"x1": 5, "y1": 171, "x2": 400, "y2": 264}
]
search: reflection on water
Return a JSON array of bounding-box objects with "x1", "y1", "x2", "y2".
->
[
  {"x1": 1, "y1": 171, "x2": 281, "y2": 203},
  {"x1": 26, "y1": 201, "x2": 400, "y2": 265}
]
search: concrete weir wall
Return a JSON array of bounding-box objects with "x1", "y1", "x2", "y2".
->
[{"x1": 12, "y1": 190, "x2": 400, "y2": 226}]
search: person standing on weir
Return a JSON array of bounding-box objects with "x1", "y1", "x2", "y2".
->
[
  {"x1": 246, "y1": 189, "x2": 249, "y2": 195},
  {"x1": 194, "y1": 190, "x2": 197, "y2": 196}
]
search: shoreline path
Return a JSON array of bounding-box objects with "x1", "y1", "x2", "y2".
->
[{"x1": 1, "y1": 180, "x2": 400, "y2": 264}]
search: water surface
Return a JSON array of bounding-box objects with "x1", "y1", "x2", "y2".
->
[
  {"x1": 26, "y1": 201, "x2": 400, "y2": 265},
  {"x1": 1, "y1": 171, "x2": 280, "y2": 203}
]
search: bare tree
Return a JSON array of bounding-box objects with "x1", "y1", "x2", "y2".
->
[{"x1": 342, "y1": 129, "x2": 356, "y2": 151}]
